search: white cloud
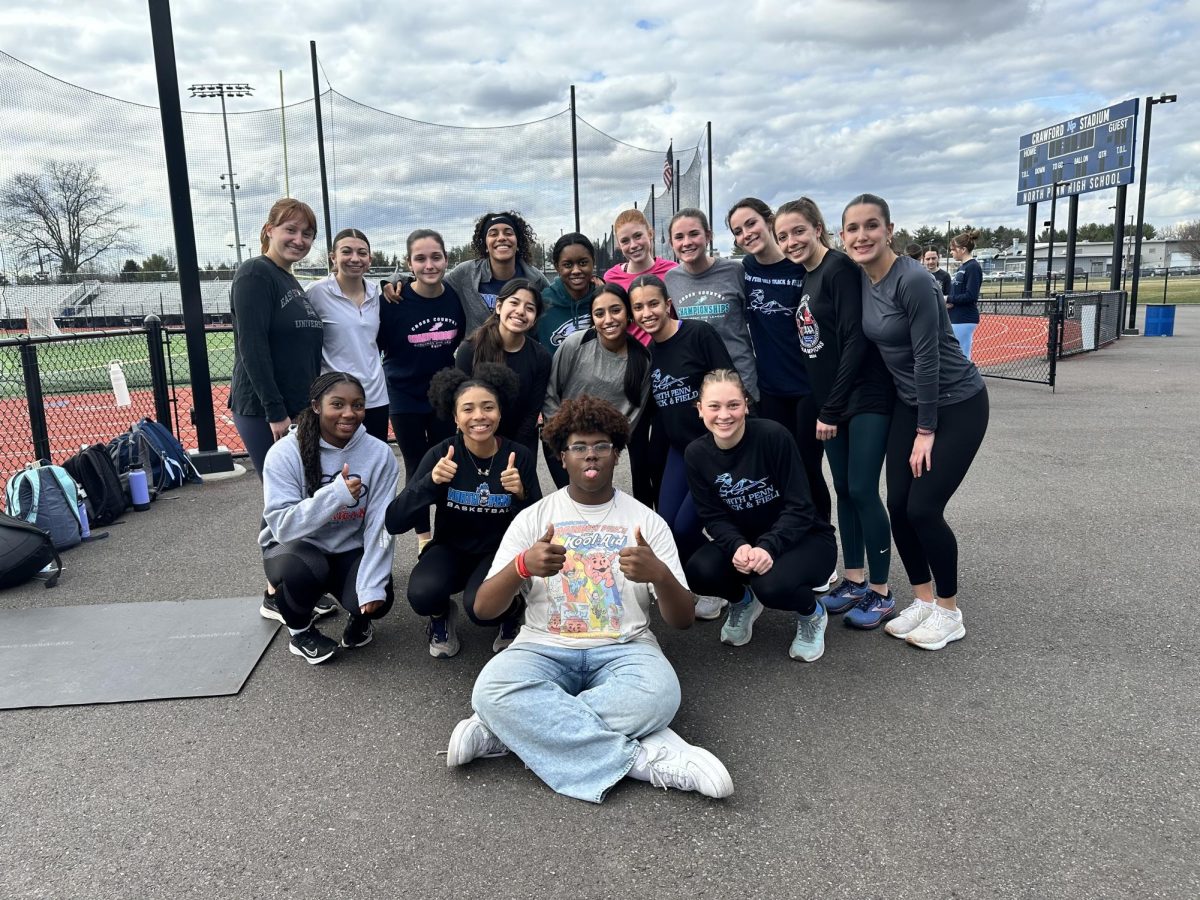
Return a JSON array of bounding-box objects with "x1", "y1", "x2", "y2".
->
[{"x1": 0, "y1": 0, "x2": 1195, "y2": 265}]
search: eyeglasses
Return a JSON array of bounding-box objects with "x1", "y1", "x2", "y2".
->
[{"x1": 564, "y1": 442, "x2": 614, "y2": 457}]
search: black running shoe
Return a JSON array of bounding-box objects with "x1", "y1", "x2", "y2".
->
[
  {"x1": 288, "y1": 626, "x2": 338, "y2": 664},
  {"x1": 341, "y1": 614, "x2": 373, "y2": 648},
  {"x1": 260, "y1": 591, "x2": 317, "y2": 627},
  {"x1": 314, "y1": 595, "x2": 338, "y2": 618}
]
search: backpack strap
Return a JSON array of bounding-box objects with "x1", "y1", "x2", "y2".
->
[
  {"x1": 6, "y1": 466, "x2": 41, "y2": 521},
  {"x1": 45, "y1": 466, "x2": 83, "y2": 528}
]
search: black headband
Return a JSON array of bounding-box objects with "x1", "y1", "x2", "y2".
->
[{"x1": 486, "y1": 214, "x2": 518, "y2": 233}]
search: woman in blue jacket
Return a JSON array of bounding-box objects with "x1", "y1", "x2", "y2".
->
[{"x1": 948, "y1": 228, "x2": 982, "y2": 359}]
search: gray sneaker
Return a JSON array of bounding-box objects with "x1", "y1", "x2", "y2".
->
[
  {"x1": 788, "y1": 601, "x2": 828, "y2": 662},
  {"x1": 720, "y1": 593, "x2": 764, "y2": 647},
  {"x1": 428, "y1": 606, "x2": 461, "y2": 658},
  {"x1": 694, "y1": 594, "x2": 728, "y2": 620}
]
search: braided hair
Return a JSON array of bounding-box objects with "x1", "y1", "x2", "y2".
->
[{"x1": 294, "y1": 372, "x2": 366, "y2": 497}]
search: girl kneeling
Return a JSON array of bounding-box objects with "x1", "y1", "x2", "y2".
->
[
  {"x1": 260, "y1": 373, "x2": 400, "y2": 665},
  {"x1": 386, "y1": 364, "x2": 541, "y2": 657},
  {"x1": 684, "y1": 370, "x2": 837, "y2": 661}
]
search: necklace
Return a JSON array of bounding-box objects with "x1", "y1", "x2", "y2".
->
[
  {"x1": 565, "y1": 488, "x2": 618, "y2": 528},
  {"x1": 464, "y1": 443, "x2": 499, "y2": 477}
]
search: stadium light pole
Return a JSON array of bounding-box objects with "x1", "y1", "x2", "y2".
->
[
  {"x1": 189, "y1": 82, "x2": 253, "y2": 268},
  {"x1": 1127, "y1": 92, "x2": 1177, "y2": 333}
]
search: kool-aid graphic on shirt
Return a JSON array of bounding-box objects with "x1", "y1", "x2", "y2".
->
[
  {"x1": 408, "y1": 316, "x2": 459, "y2": 349},
  {"x1": 546, "y1": 521, "x2": 629, "y2": 639}
]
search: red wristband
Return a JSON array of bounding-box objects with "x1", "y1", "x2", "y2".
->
[{"x1": 515, "y1": 552, "x2": 531, "y2": 579}]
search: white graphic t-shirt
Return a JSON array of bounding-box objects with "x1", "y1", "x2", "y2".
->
[{"x1": 486, "y1": 489, "x2": 688, "y2": 649}]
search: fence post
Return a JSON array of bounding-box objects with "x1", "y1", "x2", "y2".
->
[
  {"x1": 1046, "y1": 296, "x2": 1062, "y2": 393},
  {"x1": 569, "y1": 85, "x2": 580, "y2": 233},
  {"x1": 144, "y1": 315, "x2": 174, "y2": 430},
  {"x1": 311, "y1": 40, "x2": 334, "y2": 262},
  {"x1": 18, "y1": 339, "x2": 52, "y2": 461}
]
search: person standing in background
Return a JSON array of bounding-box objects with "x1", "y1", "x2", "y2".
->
[
  {"x1": 948, "y1": 229, "x2": 983, "y2": 359},
  {"x1": 923, "y1": 248, "x2": 952, "y2": 299},
  {"x1": 306, "y1": 228, "x2": 390, "y2": 442}
]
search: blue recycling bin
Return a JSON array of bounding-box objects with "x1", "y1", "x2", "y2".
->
[{"x1": 1144, "y1": 304, "x2": 1176, "y2": 337}]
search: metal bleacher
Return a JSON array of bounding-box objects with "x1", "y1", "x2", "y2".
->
[{"x1": 1, "y1": 280, "x2": 233, "y2": 322}]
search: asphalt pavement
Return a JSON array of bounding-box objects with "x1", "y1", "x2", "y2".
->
[{"x1": 3, "y1": 308, "x2": 1197, "y2": 899}]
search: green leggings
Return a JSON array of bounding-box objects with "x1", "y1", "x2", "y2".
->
[{"x1": 824, "y1": 412, "x2": 891, "y2": 584}]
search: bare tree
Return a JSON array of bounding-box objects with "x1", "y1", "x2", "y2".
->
[
  {"x1": 1172, "y1": 219, "x2": 1200, "y2": 264},
  {"x1": 0, "y1": 160, "x2": 136, "y2": 275}
]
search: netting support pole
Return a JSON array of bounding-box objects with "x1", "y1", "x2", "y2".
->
[
  {"x1": 148, "y1": 0, "x2": 232, "y2": 473},
  {"x1": 650, "y1": 186, "x2": 655, "y2": 252},
  {"x1": 280, "y1": 70, "x2": 290, "y2": 197},
  {"x1": 1110, "y1": 184, "x2": 1127, "y2": 291},
  {"x1": 144, "y1": 315, "x2": 173, "y2": 429},
  {"x1": 18, "y1": 341, "x2": 51, "y2": 462},
  {"x1": 311, "y1": 41, "x2": 334, "y2": 262},
  {"x1": 1023, "y1": 203, "x2": 1037, "y2": 295},
  {"x1": 570, "y1": 85, "x2": 581, "y2": 233},
  {"x1": 674, "y1": 160, "x2": 680, "y2": 215},
  {"x1": 1064, "y1": 194, "x2": 1079, "y2": 291},
  {"x1": 706, "y1": 121, "x2": 714, "y2": 254}
]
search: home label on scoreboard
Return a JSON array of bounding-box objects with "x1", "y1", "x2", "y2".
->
[{"x1": 1016, "y1": 98, "x2": 1139, "y2": 205}]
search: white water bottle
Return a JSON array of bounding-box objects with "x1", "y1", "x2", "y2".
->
[{"x1": 109, "y1": 360, "x2": 131, "y2": 407}]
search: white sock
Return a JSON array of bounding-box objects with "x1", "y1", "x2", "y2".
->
[
  {"x1": 938, "y1": 605, "x2": 962, "y2": 621},
  {"x1": 287, "y1": 626, "x2": 308, "y2": 636}
]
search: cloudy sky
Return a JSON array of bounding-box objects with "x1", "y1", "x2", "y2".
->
[{"x1": 0, "y1": 0, "x2": 1196, "y2": 268}]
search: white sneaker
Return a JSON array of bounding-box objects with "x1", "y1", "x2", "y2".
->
[
  {"x1": 884, "y1": 599, "x2": 936, "y2": 639},
  {"x1": 694, "y1": 594, "x2": 728, "y2": 620},
  {"x1": 813, "y1": 569, "x2": 838, "y2": 594},
  {"x1": 637, "y1": 727, "x2": 733, "y2": 798},
  {"x1": 428, "y1": 606, "x2": 460, "y2": 658},
  {"x1": 905, "y1": 606, "x2": 966, "y2": 650},
  {"x1": 445, "y1": 713, "x2": 509, "y2": 767}
]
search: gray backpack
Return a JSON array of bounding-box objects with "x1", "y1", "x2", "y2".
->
[{"x1": 4, "y1": 461, "x2": 83, "y2": 551}]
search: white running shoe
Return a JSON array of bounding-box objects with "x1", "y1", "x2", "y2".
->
[
  {"x1": 905, "y1": 607, "x2": 966, "y2": 650},
  {"x1": 694, "y1": 594, "x2": 729, "y2": 620},
  {"x1": 884, "y1": 599, "x2": 936, "y2": 639},
  {"x1": 813, "y1": 569, "x2": 838, "y2": 594},
  {"x1": 445, "y1": 714, "x2": 510, "y2": 767},
  {"x1": 637, "y1": 727, "x2": 733, "y2": 798}
]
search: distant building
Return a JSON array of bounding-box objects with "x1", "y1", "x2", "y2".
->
[{"x1": 958, "y1": 239, "x2": 1200, "y2": 278}]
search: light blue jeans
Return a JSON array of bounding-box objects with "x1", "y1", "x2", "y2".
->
[
  {"x1": 952, "y1": 322, "x2": 978, "y2": 360},
  {"x1": 471, "y1": 640, "x2": 681, "y2": 803}
]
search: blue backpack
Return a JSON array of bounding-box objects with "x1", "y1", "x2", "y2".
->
[
  {"x1": 4, "y1": 461, "x2": 83, "y2": 551},
  {"x1": 109, "y1": 417, "x2": 203, "y2": 493}
]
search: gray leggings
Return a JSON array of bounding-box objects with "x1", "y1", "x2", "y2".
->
[{"x1": 824, "y1": 412, "x2": 891, "y2": 584}]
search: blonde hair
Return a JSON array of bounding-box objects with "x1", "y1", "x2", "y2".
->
[
  {"x1": 699, "y1": 368, "x2": 749, "y2": 400},
  {"x1": 260, "y1": 198, "x2": 317, "y2": 254}
]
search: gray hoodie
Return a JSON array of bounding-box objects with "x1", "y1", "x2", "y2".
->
[{"x1": 259, "y1": 426, "x2": 399, "y2": 605}]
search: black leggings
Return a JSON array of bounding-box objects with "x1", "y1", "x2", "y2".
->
[
  {"x1": 390, "y1": 411, "x2": 453, "y2": 534},
  {"x1": 233, "y1": 412, "x2": 277, "y2": 481},
  {"x1": 885, "y1": 388, "x2": 989, "y2": 599},
  {"x1": 756, "y1": 392, "x2": 832, "y2": 524},
  {"x1": 685, "y1": 530, "x2": 837, "y2": 617},
  {"x1": 262, "y1": 540, "x2": 395, "y2": 630},
  {"x1": 363, "y1": 406, "x2": 390, "y2": 443},
  {"x1": 407, "y1": 542, "x2": 521, "y2": 625},
  {"x1": 824, "y1": 412, "x2": 892, "y2": 584}
]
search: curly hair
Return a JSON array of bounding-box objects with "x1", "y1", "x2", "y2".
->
[
  {"x1": 542, "y1": 395, "x2": 631, "y2": 455},
  {"x1": 470, "y1": 210, "x2": 537, "y2": 264},
  {"x1": 294, "y1": 372, "x2": 366, "y2": 497},
  {"x1": 427, "y1": 363, "x2": 520, "y2": 423}
]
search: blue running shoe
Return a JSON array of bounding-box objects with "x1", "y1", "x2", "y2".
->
[
  {"x1": 824, "y1": 578, "x2": 869, "y2": 614},
  {"x1": 789, "y1": 601, "x2": 828, "y2": 662},
  {"x1": 844, "y1": 589, "x2": 896, "y2": 629}
]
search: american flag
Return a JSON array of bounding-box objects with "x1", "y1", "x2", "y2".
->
[{"x1": 663, "y1": 143, "x2": 674, "y2": 191}]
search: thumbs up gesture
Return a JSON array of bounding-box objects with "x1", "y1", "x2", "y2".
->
[
  {"x1": 341, "y1": 462, "x2": 363, "y2": 501},
  {"x1": 499, "y1": 450, "x2": 524, "y2": 498},
  {"x1": 617, "y1": 526, "x2": 662, "y2": 584},
  {"x1": 431, "y1": 444, "x2": 457, "y2": 485},
  {"x1": 524, "y1": 523, "x2": 567, "y2": 577}
]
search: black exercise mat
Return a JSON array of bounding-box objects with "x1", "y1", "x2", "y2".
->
[{"x1": 0, "y1": 597, "x2": 279, "y2": 709}]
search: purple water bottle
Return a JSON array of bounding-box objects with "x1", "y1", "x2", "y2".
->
[
  {"x1": 77, "y1": 492, "x2": 91, "y2": 539},
  {"x1": 128, "y1": 459, "x2": 151, "y2": 511}
]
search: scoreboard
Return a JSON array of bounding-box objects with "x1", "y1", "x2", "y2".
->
[{"x1": 1016, "y1": 98, "x2": 1139, "y2": 205}]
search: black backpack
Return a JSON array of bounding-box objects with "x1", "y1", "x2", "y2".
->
[
  {"x1": 63, "y1": 444, "x2": 128, "y2": 526},
  {"x1": 0, "y1": 509, "x2": 61, "y2": 588}
]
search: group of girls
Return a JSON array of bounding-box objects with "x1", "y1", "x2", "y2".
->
[{"x1": 231, "y1": 191, "x2": 987, "y2": 664}]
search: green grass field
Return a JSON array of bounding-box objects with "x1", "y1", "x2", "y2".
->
[
  {"x1": 982, "y1": 274, "x2": 1200, "y2": 303},
  {"x1": 0, "y1": 330, "x2": 235, "y2": 399}
]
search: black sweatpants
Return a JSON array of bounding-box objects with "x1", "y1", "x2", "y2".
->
[
  {"x1": 407, "y1": 542, "x2": 521, "y2": 625},
  {"x1": 756, "y1": 392, "x2": 833, "y2": 524},
  {"x1": 262, "y1": 540, "x2": 395, "y2": 630},
  {"x1": 685, "y1": 530, "x2": 837, "y2": 617},
  {"x1": 885, "y1": 387, "x2": 989, "y2": 599}
]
